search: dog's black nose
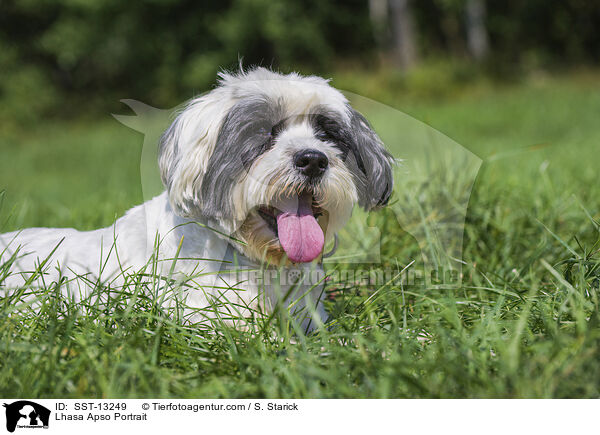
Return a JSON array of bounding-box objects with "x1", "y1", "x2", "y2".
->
[{"x1": 294, "y1": 149, "x2": 328, "y2": 178}]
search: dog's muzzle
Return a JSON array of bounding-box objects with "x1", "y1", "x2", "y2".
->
[{"x1": 257, "y1": 190, "x2": 326, "y2": 263}]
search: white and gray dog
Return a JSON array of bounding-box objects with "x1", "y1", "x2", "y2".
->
[{"x1": 0, "y1": 68, "x2": 394, "y2": 331}]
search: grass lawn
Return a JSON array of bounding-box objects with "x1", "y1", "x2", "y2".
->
[{"x1": 1, "y1": 71, "x2": 600, "y2": 398}]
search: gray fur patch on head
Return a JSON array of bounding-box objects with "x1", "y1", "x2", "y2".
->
[
  {"x1": 200, "y1": 96, "x2": 285, "y2": 220},
  {"x1": 346, "y1": 107, "x2": 395, "y2": 209},
  {"x1": 158, "y1": 112, "x2": 182, "y2": 194}
]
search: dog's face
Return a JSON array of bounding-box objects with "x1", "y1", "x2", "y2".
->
[{"x1": 158, "y1": 68, "x2": 394, "y2": 264}]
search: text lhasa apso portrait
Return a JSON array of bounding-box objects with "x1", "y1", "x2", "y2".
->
[{"x1": 0, "y1": 68, "x2": 394, "y2": 331}]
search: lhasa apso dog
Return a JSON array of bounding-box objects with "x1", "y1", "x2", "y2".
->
[{"x1": 0, "y1": 68, "x2": 394, "y2": 331}]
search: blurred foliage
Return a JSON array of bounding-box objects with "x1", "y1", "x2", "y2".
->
[
  {"x1": 0, "y1": 0, "x2": 599, "y2": 129},
  {"x1": 0, "y1": 0, "x2": 373, "y2": 121},
  {"x1": 415, "y1": 1, "x2": 600, "y2": 64}
]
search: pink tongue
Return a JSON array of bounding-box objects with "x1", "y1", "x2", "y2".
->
[{"x1": 276, "y1": 193, "x2": 324, "y2": 263}]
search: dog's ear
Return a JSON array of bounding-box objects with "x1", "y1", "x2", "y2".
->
[
  {"x1": 346, "y1": 107, "x2": 395, "y2": 210},
  {"x1": 158, "y1": 97, "x2": 227, "y2": 217}
]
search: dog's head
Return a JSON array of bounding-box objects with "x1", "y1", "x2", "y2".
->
[{"x1": 158, "y1": 67, "x2": 394, "y2": 264}]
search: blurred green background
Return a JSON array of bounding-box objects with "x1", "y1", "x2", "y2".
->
[
  {"x1": 1, "y1": 0, "x2": 599, "y2": 230},
  {"x1": 1, "y1": 0, "x2": 599, "y2": 128}
]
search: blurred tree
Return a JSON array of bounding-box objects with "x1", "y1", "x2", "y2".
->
[
  {"x1": 389, "y1": 0, "x2": 418, "y2": 69},
  {"x1": 369, "y1": 0, "x2": 389, "y2": 48},
  {"x1": 369, "y1": 0, "x2": 418, "y2": 69},
  {"x1": 465, "y1": 0, "x2": 489, "y2": 60}
]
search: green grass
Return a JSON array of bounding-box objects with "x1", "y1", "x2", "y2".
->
[{"x1": 1, "y1": 71, "x2": 600, "y2": 398}]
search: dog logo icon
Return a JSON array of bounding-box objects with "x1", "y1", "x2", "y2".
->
[{"x1": 2, "y1": 401, "x2": 50, "y2": 432}]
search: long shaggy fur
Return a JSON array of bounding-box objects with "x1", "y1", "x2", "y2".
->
[{"x1": 0, "y1": 68, "x2": 394, "y2": 331}]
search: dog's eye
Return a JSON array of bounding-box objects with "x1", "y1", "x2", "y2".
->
[
  {"x1": 315, "y1": 130, "x2": 330, "y2": 141},
  {"x1": 271, "y1": 120, "x2": 286, "y2": 137},
  {"x1": 257, "y1": 124, "x2": 272, "y2": 136}
]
